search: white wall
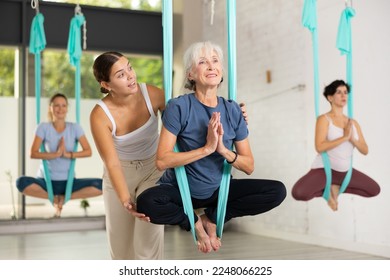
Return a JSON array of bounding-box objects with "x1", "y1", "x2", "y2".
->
[
  {"x1": 180, "y1": 0, "x2": 390, "y2": 258},
  {"x1": 0, "y1": 98, "x2": 20, "y2": 206}
]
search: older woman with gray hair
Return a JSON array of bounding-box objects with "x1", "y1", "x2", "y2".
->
[{"x1": 137, "y1": 41, "x2": 286, "y2": 254}]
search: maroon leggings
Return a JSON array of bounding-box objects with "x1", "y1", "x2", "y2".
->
[{"x1": 292, "y1": 168, "x2": 380, "y2": 201}]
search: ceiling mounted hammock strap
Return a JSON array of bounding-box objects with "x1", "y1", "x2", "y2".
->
[
  {"x1": 29, "y1": 0, "x2": 55, "y2": 204},
  {"x1": 302, "y1": 0, "x2": 332, "y2": 201},
  {"x1": 64, "y1": 3, "x2": 87, "y2": 203},
  {"x1": 162, "y1": 0, "x2": 237, "y2": 244},
  {"x1": 302, "y1": 0, "x2": 355, "y2": 200},
  {"x1": 337, "y1": 4, "x2": 355, "y2": 118},
  {"x1": 163, "y1": 0, "x2": 198, "y2": 244},
  {"x1": 336, "y1": 4, "x2": 356, "y2": 194},
  {"x1": 217, "y1": 0, "x2": 237, "y2": 239}
]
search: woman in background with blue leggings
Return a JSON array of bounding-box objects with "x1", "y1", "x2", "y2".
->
[{"x1": 17, "y1": 93, "x2": 102, "y2": 217}]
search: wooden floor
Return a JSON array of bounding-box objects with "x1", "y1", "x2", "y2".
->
[{"x1": 0, "y1": 225, "x2": 387, "y2": 260}]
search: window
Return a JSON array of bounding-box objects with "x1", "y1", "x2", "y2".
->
[
  {"x1": 40, "y1": 49, "x2": 163, "y2": 99},
  {"x1": 0, "y1": 46, "x2": 18, "y2": 220},
  {"x1": 0, "y1": 47, "x2": 15, "y2": 97}
]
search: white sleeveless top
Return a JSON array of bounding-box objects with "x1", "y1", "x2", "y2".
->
[
  {"x1": 311, "y1": 114, "x2": 358, "y2": 172},
  {"x1": 97, "y1": 83, "x2": 159, "y2": 161}
]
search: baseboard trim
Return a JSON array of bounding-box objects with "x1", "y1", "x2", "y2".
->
[{"x1": 0, "y1": 216, "x2": 105, "y2": 235}]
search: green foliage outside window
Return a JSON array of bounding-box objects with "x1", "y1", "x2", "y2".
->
[
  {"x1": 43, "y1": 51, "x2": 101, "y2": 99},
  {"x1": 42, "y1": 50, "x2": 163, "y2": 99},
  {"x1": 0, "y1": 48, "x2": 163, "y2": 99},
  {"x1": 0, "y1": 48, "x2": 15, "y2": 97}
]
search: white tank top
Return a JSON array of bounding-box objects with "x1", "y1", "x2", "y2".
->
[
  {"x1": 97, "y1": 83, "x2": 159, "y2": 161},
  {"x1": 311, "y1": 114, "x2": 358, "y2": 172}
]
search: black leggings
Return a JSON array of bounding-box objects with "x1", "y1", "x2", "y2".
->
[
  {"x1": 291, "y1": 168, "x2": 380, "y2": 201},
  {"x1": 137, "y1": 178, "x2": 286, "y2": 231}
]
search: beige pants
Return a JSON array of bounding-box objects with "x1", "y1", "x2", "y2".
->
[{"x1": 103, "y1": 155, "x2": 164, "y2": 260}]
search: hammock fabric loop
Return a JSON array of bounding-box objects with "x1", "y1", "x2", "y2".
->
[
  {"x1": 336, "y1": 6, "x2": 355, "y2": 194},
  {"x1": 29, "y1": 12, "x2": 55, "y2": 203},
  {"x1": 63, "y1": 9, "x2": 86, "y2": 203}
]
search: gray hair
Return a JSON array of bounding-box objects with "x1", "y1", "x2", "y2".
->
[{"x1": 183, "y1": 41, "x2": 224, "y2": 91}]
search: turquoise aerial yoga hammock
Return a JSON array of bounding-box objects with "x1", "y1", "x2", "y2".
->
[
  {"x1": 336, "y1": 5, "x2": 355, "y2": 194},
  {"x1": 302, "y1": 0, "x2": 354, "y2": 200},
  {"x1": 162, "y1": 0, "x2": 237, "y2": 244},
  {"x1": 64, "y1": 5, "x2": 86, "y2": 203},
  {"x1": 218, "y1": 0, "x2": 237, "y2": 238},
  {"x1": 162, "y1": 0, "x2": 196, "y2": 244},
  {"x1": 29, "y1": 7, "x2": 55, "y2": 204},
  {"x1": 29, "y1": 2, "x2": 86, "y2": 204}
]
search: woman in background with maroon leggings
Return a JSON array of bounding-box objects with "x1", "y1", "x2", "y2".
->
[{"x1": 292, "y1": 80, "x2": 380, "y2": 211}]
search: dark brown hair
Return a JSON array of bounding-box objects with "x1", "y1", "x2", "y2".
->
[
  {"x1": 323, "y1": 80, "x2": 350, "y2": 99},
  {"x1": 93, "y1": 51, "x2": 124, "y2": 94}
]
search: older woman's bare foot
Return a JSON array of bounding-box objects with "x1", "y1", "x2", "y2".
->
[
  {"x1": 195, "y1": 217, "x2": 212, "y2": 253},
  {"x1": 200, "y1": 214, "x2": 221, "y2": 251}
]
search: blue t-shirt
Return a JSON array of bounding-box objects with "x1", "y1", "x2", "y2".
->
[
  {"x1": 35, "y1": 122, "x2": 84, "y2": 180},
  {"x1": 158, "y1": 93, "x2": 248, "y2": 199}
]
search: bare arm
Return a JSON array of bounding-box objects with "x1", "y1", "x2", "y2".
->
[
  {"x1": 90, "y1": 105, "x2": 148, "y2": 220},
  {"x1": 146, "y1": 84, "x2": 166, "y2": 115},
  {"x1": 156, "y1": 126, "x2": 214, "y2": 171},
  {"x1": 239, "y1": 102, "x2": 248, "y2": 124},
  {"x1": 156, "y1": 112, "x2": 220, "y2": 171},
  {"x1": 61, "y1": 135, "x2": 92, "y2": 159},
  {"x1": 350, "y1": 119, "x2": 368, "y2": 155},
  {"x1": 90, "y1": 106, "x2": 127, "y2": 201},
  {"x1": 30, "y1": 135, "x2": 62, "y2": 160},
  {"x1": 315, "y1": 114, "x2": 349, "y2": 153},
  {"x1": 215, "y1": 111, "x2": 253, "y2": 174},
  {"x1": 156, "y1": 111, "x2": 254, "y2": 175},
  {"x1": 218, "y1": 138, "x2": 254, "y2": 175}
]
